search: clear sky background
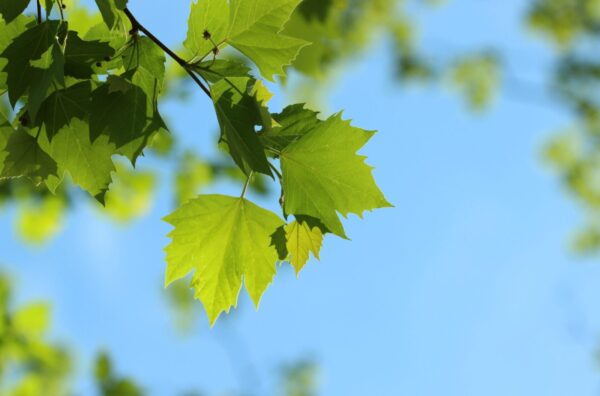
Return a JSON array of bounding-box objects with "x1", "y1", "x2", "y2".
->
[{"x1": 2, "y1": 0, "x2": 600, "y2": 395}]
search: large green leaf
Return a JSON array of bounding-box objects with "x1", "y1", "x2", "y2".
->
[
  {"x1": 164, "y1": 194, "x2": 284, "y2": 325},
  {"x1": 280, "y1": 113, "x2": 391, "y2": 237},
  {"x1": 184, "y1": 0, "x2": 308, "y2": 80},
  {"x1": 0, "y1": 0, "x2": 30, "y2": 23}
]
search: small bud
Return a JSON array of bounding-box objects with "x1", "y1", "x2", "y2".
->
[
  {"x1": 95, "y1": 61, "x2": 102, "y2": 67},
  {"x1": 61, "y1": 3, "x2": 66, "y2": 9},
  {"x1": 203, "y1": 30, "x2": 211, "y2": 40},
  {"x1": 212, "y1": 47, "x2": 219, "y2": 56}
]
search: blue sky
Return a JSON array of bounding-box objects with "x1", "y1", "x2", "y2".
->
[{"x1": 2, "y1": 0, "x2": 600, "y2": 395}]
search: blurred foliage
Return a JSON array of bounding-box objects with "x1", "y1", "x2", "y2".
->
[
  {"x1": 0, "y1": 274, "x2": 70, "y2": 396},
  {"x1": 102, "y1": 162, "x2": 156, "y2": 223},
  {"x1": 448, "y1": 52, "x2": 501, "y2": 111},
  {"x1": 279, "y1": 361, "x2": 319, "y2": 396},
  {"x1": 165, "y1": 278, "x2": 199, "y2": 334},
  {"x1": 95, "y1": 352, "x2": 144, "y2": 396},
  {"x1": 0, "y1": 270, "x2": 320, "y2": 395},
  {"x1": 529, "y1": 0, "x2": 600, "y2": 254}
]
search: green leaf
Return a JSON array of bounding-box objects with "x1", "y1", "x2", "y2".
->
[
  {"x1": 115, "y1": 0, "x2": 128, "y2": 10},
  {"x1": 95, "y1": 0, "x2": 123, "y2": 29},
  {"x1": 211, "y1": 76, "x2": 272, "y2": 176},
  {"x1": 13, "y1": 303, "x2": 50, "y2": 337},
  {"x1": 35, "y1": 81, "x2": 92, "y2": 140},
  {"x1": 90, "y1": 75, "x2": 148, "y2": 147},
  {"x1": 0, "y1": 0, "x2": 30, "y2": 23},
  {"x1": 285, "y1": 218, "x2": 324, "y2": 275},
  {"x1": 39, "y1": 118, "x2": 117, "y2": 202},
  {"x1": 228, "y1": 0, "x2": 309, "y2": 80},
  {"x1": 1, "y1": 21, "x2": 60, "y2": 107},
  {"x1": 0, "y1": 15, "x2": 33, "y2": 91},
  {"x1": 28, "y1": 44, "x2": 65, "y2": 120},
  {"x1": 184, "y1": 0, "x2": 308, "y2": 80},
  {"x1": 103, "y1": 162, "x2": 155, "y2": 222},
  {"x1": 122, "y1": 36, "x2": 166, "y2": 111},
  {"x1": 0, "y1": 129, "x2": 58, "y2": 183},
  {"x1": 279, "y1": 113, "x2": 391, "y2": 237},
  {"x1": 164, "y1": 194, "x2": 284, "y2": 325},
  {"x1": 0, "y1": 112, "x2": 12, "y2": 168},
  {"x1": 64, "y1": 31, "x2": 115, "y2": 79},
  {"x1": 44, "y1": 0, "x2": 54, "y2": 16},
  {"x1": 260, "y1": 104, "x2": 320, "y2": 152},
  {"x1": 184, "y1": 0, "x2": 229, "y2": 61},
  {"x1": 194, "y1": 59, "x2": 251, "y2": 83}
]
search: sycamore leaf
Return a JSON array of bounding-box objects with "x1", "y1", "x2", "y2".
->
[
  {"x1": 210, "y1": 76, "x2": 272, "y2": 176},
  {"x1": 280, "y1": 113, "x2": 391, "y2": 237},
  {"x1": 28, "y1": 44, "x2": 65, "y2": 121},
  {"x1": 44, "y1": 0, "x2": 54, "y2": 15},
  {"x1": 64, "y1": 31, "x2": 115, "y2": 79},
  {"x1": 0, "y1": 0, "x2": 30, "y2": 23},
  {"x1": 228, "y1": 0, "x2": 309, "y2": 80},
  {"x1": 1, "y1": 21, "x2": 60, "y2": 108},
  {"x1": 184, "y1": 0, "x2": 229, "y2": 61},
  {"x1": 90, "y1": 76, "x2": 148, "y2": 147},
  {"x1": 95, "y1": 0, "x2": 123, "y2": 29},
  {"x1": 0, "y1": 129, "x2": 58, "y2": 183},
  {"x1": 164, "y1": 194, "x2": 284, "y2": 325},
  {"x1": 39, "y1": 118, "x2": 116, "y2": 202},
  {"x1": 195, "y1": 59, "x2": 251, "y2": 83},
  {"x1": 285, "y1": 218, "x2": 323, "y2": 274},
  {"x1": 184, "y1": 0, "x2": 308, "y2": 80},
  {"x1": 0, "y1": 112, "x2": 12, "y2": 170},
  {"x1": 0, "y1": 15, "x2": 33, "y2": 91},
  {"x1": 35, "y1": 81, "x2": 92, "y2": 140},
  {"x1": 122, "y1": 36, "x2": 166, "y2": 111},
  {"x1": 260, "y1": 104, "x2": 320, "y2": 152}
]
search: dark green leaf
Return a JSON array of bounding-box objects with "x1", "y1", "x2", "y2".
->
[
  {"x1": 35, "y1": 81, "x2": 92, "y2": 140},
  {"x1": 1, "y1": 20, "x2": 60, "y2": 107},
  {"x1": 90, "y1": 76, "x2": 148, "y2": 147},
  {"x1": 260, "y1": 104, "x2": 320, "y2": 152},
  {"x1": 0, "y1": 129, "x2": 57, "y2": 182},
  {"x1": 0, "y1": 0, "x2": 30, "y2": 24},
  {"x1": 64, "y1": 31, "x2": 115, "y2": 79},
  {"x1": 211, "y1": 77, "x2": 272, "y2": 176}
]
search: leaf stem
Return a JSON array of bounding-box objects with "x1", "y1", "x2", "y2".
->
[
  {"x1": 269, "y1": 162, "x2": 282, "y2": 180},
  {"x1": 36, "y1": 0, "x2": 42, "y2": 23},
  {"x1": 123, "y1": 8, "x2": 212, "y2": 99},
  {"x1": 241, "y1": 171, "x2": 254, "y2": 199}
]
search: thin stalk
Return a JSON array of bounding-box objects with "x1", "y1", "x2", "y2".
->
[{"x1": 240, "y1": 171, "x2": 254, "y2": 198}]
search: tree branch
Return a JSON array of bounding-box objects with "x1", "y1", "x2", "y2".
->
[{"x1": 123, "y1": 8, "x2": 212, "y2": 99}]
